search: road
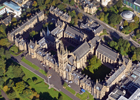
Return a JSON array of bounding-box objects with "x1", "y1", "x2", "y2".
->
[
  {"x1": 12, "y1": 55, "x2": 80, "y2": 100},
  {"x1": 66, "y1": 4, "x2": 140, "y2": 48}
]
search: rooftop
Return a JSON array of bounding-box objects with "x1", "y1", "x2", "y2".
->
[
  {"x1": 97, "y1": 44, "x2": 118, "y2": 61},
  {"x1": 3, "y1": 1, "x2": 21, "y2": 12},
  {"x1": 73, "y1": 41, "x2": 90, "y2": 60}
]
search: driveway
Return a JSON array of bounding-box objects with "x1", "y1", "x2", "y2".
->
[{"x1": 1, "y1": 90, "x2": 9, "y2": 100}]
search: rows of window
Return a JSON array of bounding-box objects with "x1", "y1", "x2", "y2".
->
[{"x1": 123, "y1": 0, "x2": 140, "y2": 13}]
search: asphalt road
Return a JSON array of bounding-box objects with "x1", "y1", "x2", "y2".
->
[
  {"x1": 12, "y1": 55, "x2": 80, "y2": 100},
  {"x1": 66, "y1": 4, "x2": 140, "y2": 48}
]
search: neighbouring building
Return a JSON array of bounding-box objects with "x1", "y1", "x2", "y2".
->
[
  {"x1": 49, "y1": 6, "x2": 71, "y2": 23},
  {"x1": 3, "y1": 1, "x2": 22, "y2": 17},
  {"x1": 7, "y1": 11, "x2": 44, "y2": 42},
  {"x1": 123, "y1": 0, "x2": 140, "y2": 17}
]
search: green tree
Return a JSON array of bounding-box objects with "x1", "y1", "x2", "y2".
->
[
  {"x1": 70, "y1": 0, "x2": 74, "y2": 6},
  {"x1": 99, "y1": 12, "x2": 104, "y2": 19},
  {"x1": 0, "y1": 25, "x2": 6, "y2": 37},
  {"x1": 62, "y1": 0, "x2": 69, "y2": 3},
  {"x1": 57, "y1": 4, "x2": 67, "y2": 11},
  {"x1": 74, "y1": 16, "x2": 78, "y2": 25},
  {"x1": 15, "y1": 81, "x2": 26, "y2": 93},
  {"x1": 22, "y1": 89, "x2": 33, "y2": 97},
  {"x1": 132, "y1": 53, "x2": 137, "y2": 61},
  {"x1": 0, "y1": 47, "x2": 5, "y2": 57},
  {"x1": 6, "y1": 65, "x2": 25, "y2": 79},
  {"x1": 30, "y1": 31, "x2": 38, "y2": 38},
  {"x1": 77, "y1": 13, "x2": 83, "y2": 19},
  {"x1": 32, "y1": 1, "x2": 38, "y2": 7},
  {"x1": 5, "y1": 50, "x2": 11, "y2": 59},
  {"x1": 134, "y1": 16, "x2": 139, "y2": 22},
  {"x1": 7, "y1": 90, "x2": 17, "y2": 99},
  {"x1": 51, "y1": 0, "x2": 56, "y2": 6},
  {"x1": 116, "y1": 0, "x2": 122, "y2": 8},
  {"x1": 103, "y1": 7, "x2": 108, "y2": 12},
  {"x1": 69, "y1": 10, "x2": 76, "y2": 18},
  {"x1": 0, "y1": 68, "x2": 4, "y2": 76},
  {"x1": 7, "y1": 79, "x2": 14, "y2": 87},
  {"x1": 0, "y1": 77, "x2": 4, "y2": 86},
  {"x1": 123, "y1": 20, "x2": 128, "y2": 26},
  {"x1": 45, "y1": 0, "x2": 50, "y2": 5},
  {"x1": 104, "y1": 13, "x2": 109, "y2": 24}
]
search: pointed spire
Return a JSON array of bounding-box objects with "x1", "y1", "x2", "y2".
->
[
  {"x1": 96, "y1": 79, "x2": 98, "y2": 84},
  {"x1": 35, "y1": 40, "x2": 37, "y2": 46},
  {"x1": 59, "y1": 40, "x2": 66, "y2": 55}
]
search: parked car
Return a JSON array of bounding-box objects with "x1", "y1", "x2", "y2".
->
[
  {"x1": 68, "y1": 84, "x2": 71, "y2": 87},
  {"x1": 69, "y1": 81, "x2": 72, "y2": 83},
  {"x1": 65, "y1": 80, "x2": 68, "y2": 82},
  {"x1": 49, "y1": 67, "x2": 51, "y2": 69},
  {"x1": 43, "y1": 64, "x2": 46, "y2": 67}
]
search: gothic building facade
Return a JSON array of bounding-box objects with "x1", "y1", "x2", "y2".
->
[{"x1": 8, "y1": 12, "x2": 134, "y2": 100}]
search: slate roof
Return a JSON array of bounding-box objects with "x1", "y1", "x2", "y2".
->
[
  {"x1": 45, "y1": 53, "x2": 56, "y2": 64},
  {"x1": 57, "y1": 20, "x2": 63, "y2": 27},
  {"x1": 36, "y1": 47, "x2": 46, "y2": 57},
  {"x1": 3, "y1": 14, "x2": 13, "y2": 25},
  {"x1": 65, "y1": 64, "x2": 76, "y2": 72},
  {"x1": 94, "y1": 25, "x2": 104, "y2": 35},
  {"x1": 73, "y1": 41, "x2": 90, "y2": 60},
  {"x1": 109, "y1": 88, "x2": 124, "y2": 100},
  {"x1": 65, "y1": 25, "x2": 84, "y2": 40},
  {"x1": 51, "y1": 26, "x2": 64, "y2": 36},
  {"x1": 29, "y1": 41, "x2": 35, "y2": 49},
  {"x1": 96, "y1": 44, "x2": 118, "y2": 61},
  {"x1": 107, "y1": 65, "x2": 126, "y2": 86},
  {"x1": 10, "y1": 11, "x2": 43, "y2": 35},
  {"x1": 90, "y1": 36, "x2": 100, "y2": 47},
  {"x1": 38, "y1": 37, "x2": 48, "y2": 47},
  {"x1": 68, "y1": 56, "x2": 74, "y2": 65}
]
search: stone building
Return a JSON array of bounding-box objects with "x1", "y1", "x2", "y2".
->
[
  {"x1": 49, "y1": 6, "x2": 71, "y2": 23},
  {"x1": 64, "y1": 25, "x2": 87, "y2": 45},
  {"x1": 7, "y1": 11, "x2": 44, "y2": 42},
  {"x1": 8, "y1": 15, "x2": 135, "y2": 99},
  {"x1": 96, "y1": 43, "x2": 119, "y2": 64},
  {"x1": 80, "y1": 18, "x2": 104, "y2": 36},
  {"x1": 15, "y1": 36, "x2": 27, "y2": 51}
]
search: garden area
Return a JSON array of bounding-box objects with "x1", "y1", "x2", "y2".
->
[
  {"x1": 82, "y1": 56, "x2": 111, "y2": 80},
  {"x1": 21, "y1": 57, "x2": 47, "y2": 76},
  {"x1": 63, "y1": 82, "x2": 94, "y2": 100},
  {"x1": 9, "y1": 45, "x2": 24, "y2": 56},
  {"x1": 97, "y1": 0, "x2": 139, "y2": 34}
]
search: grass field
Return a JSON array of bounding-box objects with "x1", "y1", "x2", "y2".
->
[
  {"x1": 21, "y1": 57, "x2": 39, "y2": 70},
  {"x1": 65, "y1": 86, "x2": 76, "y2": 95},
  {"x1": 76, "y1": 91, "x2": 94, "y2": 100},
  {"x1": 20, "y1": 66, "x2": 72, "y2": 100}
]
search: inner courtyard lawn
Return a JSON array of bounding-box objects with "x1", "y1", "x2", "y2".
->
[{"x1": 20, "y1": 66, "x2": 72, "y2": 100}]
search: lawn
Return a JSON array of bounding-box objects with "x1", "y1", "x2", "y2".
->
[
  {"x1": 76, "y1": 91, "x2": 94, "y2": 100},
  {"x1": 83, "y1": 65, "x2": 111, "y2": 81},
  {"x1": 20, "y1": 66, "x2": 72, "y2": 100},
  {"x1": 39, "y1": 69, "x2": 47, "y2": 76},
  {"x1": 65, "y1": 86, "x2": 76, "y2": 95},
  {"x1": 21, "y1": 57, "x2": 39, "y2": 70}
]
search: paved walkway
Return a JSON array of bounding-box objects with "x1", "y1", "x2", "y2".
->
[
  {"x1": 12, "y1": 55, "x2": 80, "y2": 100},
  {"x1": 1, "y1": 90, "x2": 9, "y2": 100}
]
